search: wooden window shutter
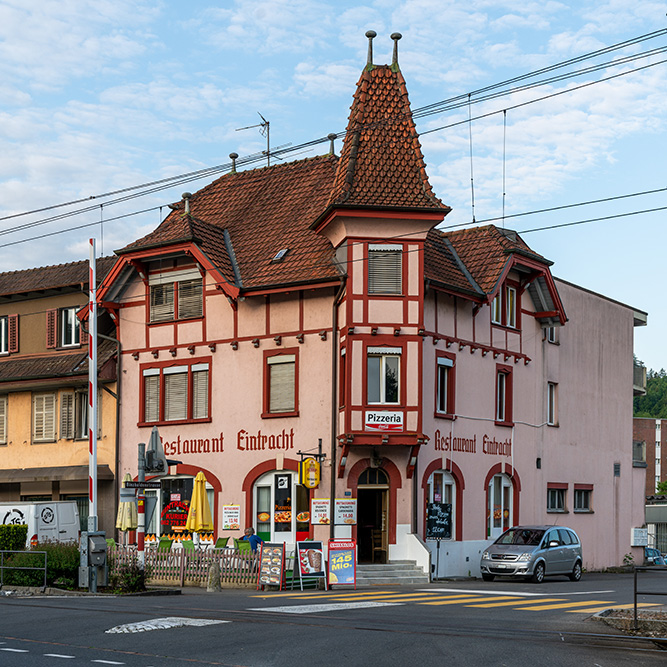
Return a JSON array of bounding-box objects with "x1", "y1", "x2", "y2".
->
[
  {"x1": 368, "y1": 246, "x2": 402, "y2": 295},
  {"x1": 143, "y1": 372, "x2": 160, "y2": 423},
  {"x1": 178, "y1": 278, "x2": 203, "y2": 319},
  {"x1": 268, "y1": 355, "x2": 296, "y2": 413},
  {"x1": 46, "y1": 309, "x2": 58, "y2": 348},
  {"x1": 0, "y1": 396, "x2": 6, "y2": 444},
  {"x1": 60, "y1": 392, "x2": 75, "y2": 439},
  {"x1": 8, "y1": 315, "x2": 18, "y2": 353},
  {"x1": 164, "y1": 367, "x2": 188, "y2": 421},
  {"x1": 34, "y1": 393, "x2": 56, "y2": 442},
  {"x1": 192, "y1": 364, "x2": 209, "y2": 419},
  {"x1": 150, "y1": 283, "x2": 174, "y2": 322}
]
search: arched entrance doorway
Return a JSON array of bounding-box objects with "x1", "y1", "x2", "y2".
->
[{"x1": 357, "y1": 468, "x2": 389, "y2": 563}]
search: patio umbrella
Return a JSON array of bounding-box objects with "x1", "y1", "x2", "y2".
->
[
  {"x1": 116, "y1": 473, "x2": 139, "y2": 532},
  {"x1": 185, "y1": 471, "x2": 213, "y2": 533}
]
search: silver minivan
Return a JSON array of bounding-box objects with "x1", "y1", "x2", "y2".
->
[{"x1": 480, "y1": 525, "x2": 583, "y2": 583}]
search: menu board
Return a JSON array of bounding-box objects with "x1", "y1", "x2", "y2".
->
[
  {"x1": 311, "y1": 498, "x2": 330, "y2": 525},
  {"x1": 334, "y1": 498, "x2": 357, "y2": 525},
  {"x1": 426, "y1": 502, "x2": 452, "y2": 540},
  {"x1": 328, "y1": 539, "x2": 356, "y2": 588},
  {"x1": 296, "y1": 541, "x2": 325, "y2": 577},
  {"x1": 257, "y1": 543, "x2": 285, "y2": 589},
  {"x1": 221, "y1": 505, "x2": 241, "y2": 531}
]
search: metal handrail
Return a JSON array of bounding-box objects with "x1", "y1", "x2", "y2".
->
[
  {"x1": 0, "y1": 550, "x2": 48, "y2": 590},
  {"x1": 633, "y1": 565, "x2": 667, "y2": 630}
]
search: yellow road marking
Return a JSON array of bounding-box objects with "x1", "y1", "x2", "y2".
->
[
  {"x1": 251, "y1": 590, "x2": 398, "y2": 598},
  {"x1": 466, "y1": 598, "x2": 565, "y2": 608},
  {"x1": 420, "y1": 595, "x2": 524, "y2": 606},
  {"x1": 566, "y1": 602, "x2": 662, "y2": 614},
  {"x1": 518, "y1": 599, "x2": 614, "y2": 611}
]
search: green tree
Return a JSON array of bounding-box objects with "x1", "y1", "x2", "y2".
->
[
  {"x1": 657, "y1": 480, "x2": 667, "y2": 495},
  {"x1": 634, "y1": 363, "x2": 667, "y2": 418}
]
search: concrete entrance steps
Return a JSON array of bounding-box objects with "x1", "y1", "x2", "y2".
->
[{"x1": 356, "y1": 560, "x2": 429, "y2": 586}]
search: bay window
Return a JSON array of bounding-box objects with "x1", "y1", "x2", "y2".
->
[{"x1": 367, "y1": 347, "x2": 401, "y2": 404}]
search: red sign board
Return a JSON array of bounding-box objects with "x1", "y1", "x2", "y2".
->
[{"x1": 327, "y1": 539, "x2": 357, "y2": 588}]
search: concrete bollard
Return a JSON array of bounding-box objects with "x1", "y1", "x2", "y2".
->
[{"x1": 207, "y1": 561, "x2": 222, "y2": 592}]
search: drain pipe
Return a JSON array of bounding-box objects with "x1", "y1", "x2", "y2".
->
[{"x1": 330, "y1": 277, "x2": 347, "y2": 541}]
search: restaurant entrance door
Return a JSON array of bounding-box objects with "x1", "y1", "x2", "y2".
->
[{"x1": 357, "y1": 467, "x2": 389, "y2": 563}]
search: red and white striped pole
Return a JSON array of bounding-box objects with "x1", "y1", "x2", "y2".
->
[{"x1": 88, "y1": 238, "x2": 98, "y2": 533}]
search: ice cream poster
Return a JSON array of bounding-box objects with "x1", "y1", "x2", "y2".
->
[{"x1": 296, "y1": 541, "x2": 325, "y2": 577}]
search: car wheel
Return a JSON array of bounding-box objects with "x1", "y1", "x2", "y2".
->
[
  {"x1": 569, "y1": 561, "x2": 582, "y2": 582},
  {"x1": 482, "y1": 573, "x2": 495, "y2": 582},
  {"x1": 531, "y1": 562, "x2": 545, "y2": 584}
]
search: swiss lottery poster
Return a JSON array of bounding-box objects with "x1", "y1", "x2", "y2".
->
[{"x1": 327, "y1": 539, "x2": 356, "y2": 588}]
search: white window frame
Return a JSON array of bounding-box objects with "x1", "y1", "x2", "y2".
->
[
  {"x1": 33, "y1": 392, "x2": 57, "y2": 443},
  {"x1": 506, "y1": 286, "x2": 516, "y2": 328},
  {"x1": 547, "y1": 382, "x2": 558, "y2": 426},
  {"x1": 149, "y1": 269, "x2": 203, "y2": 323},
  {"x1": 436, "y1": 357, "x2": 454, "y2": 415},
  {"x1": 427, "y1": 470, "x2": 455, "y2": 540},
  {"x1": 368, "y1": 244, "x2": 403, "y2": 295},
  {"x1": 60, "y1": 307, "x2": 80, "y2": 347},
  {"x1": 367, "y1": 347, "x2": 401, "y2": 405},
  {"x1": 488, "y1": 473, "x2": 512, "y2": 538},
  {"x1": 0, "y1": 317, "x2": 7, "y2": 354},
  {"x1": 491, "y1": 285, "x2": 517, "y2": 328},
  {"x1": 573, "y1": 489, "x2": 592, "y2": 512},
  {"x1": 496, "y1": 372, "x2": 507, "y2": 422}
]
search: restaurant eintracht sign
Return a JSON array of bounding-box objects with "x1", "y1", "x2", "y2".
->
[
  {"x1": 433, "y1": 430, "x2": 512, "y2": 457},
  {"x1": 160, "y1": 427, "x2": 295, "y2": 457}
]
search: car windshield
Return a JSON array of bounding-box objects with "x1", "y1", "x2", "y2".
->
[{"x1": 496, "y1": 528, "x2": 545, "y2": 546}]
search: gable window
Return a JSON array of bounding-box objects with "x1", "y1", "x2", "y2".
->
[
  {"x1": 368, "y1": 244, "x2": 402, "y2": 295},
  {"x1": 547, "y1": 484, "x2": 567, "y2": 512},
  {"x1": 491, "y1": 284, "x2": 518, "y2": 328},
  {"x1": 149, "y1": 269, "x2": 203, "y2": 323},
  {"x1": 547, "y1": 382, "x2": 558, "y2": 426},
  {"x1": 33, "y1": 392, "x2": 57, "y2": 443},
  {"x1": 367, "y1": 347, "x2": 401, "y2": 405},
  {"x1": 0, "y1": 395, "x2": 6, "y2": 445},
  {"x1": 495, "y1": 365, "x2": 513, "y2": 425},
  {"x1": 141, "y1": 360, "x2": 210, "y2": 425},
  {"x1": 264, "y1": 352, "x2": 297, "y2": 416},
  {"x1": 435, "y1": 353, "x2": 455, "y2": 417}
]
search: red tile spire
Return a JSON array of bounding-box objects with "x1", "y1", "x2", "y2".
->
[{"x1": 327, "y1": 33, "x2": 449, "y2": 213}]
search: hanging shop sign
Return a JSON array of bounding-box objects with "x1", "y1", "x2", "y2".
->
[
  {"x1": 257, "y1": 542, "x2": 285, "y2": 589},
  {"x1": 222, "y1": 504, "x2": 241, "y2": 531},
  {"x1": 160, "y1": 501, "x2": 189, "y2": 530},
  {"x1": 364, "y1": 411, "x2": 404, "y2": 432},
  {"x1": 327, "y1": 539, "x2": 357, "y2": 588},
  {"x1": 426, "y1": 502, "x2": 452, "y2": 540},
  {"x1": 300, "y1": 457, "x2": 321, "y2": 489},
  {"x1": 311, "y1": 498, "x2": 331, "y2": 525},
  {"x1": 334, "y1": 498, "x2": 357, "y2": 525}
]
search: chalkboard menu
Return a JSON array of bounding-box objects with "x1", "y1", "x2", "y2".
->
[
  {"x1": 257, "y1": 543, "x2": 285, "y2": 589},
  {"x1": 426, "y1": 502, "x2": 452, "y2": 539}
]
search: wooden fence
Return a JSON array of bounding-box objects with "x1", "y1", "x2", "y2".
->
[{"x1": 109, "y1": 546, "x2": 259, "y2": 588}]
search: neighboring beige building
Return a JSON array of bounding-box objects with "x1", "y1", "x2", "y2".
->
[{"x1": 0, "y1": 258, "x2": 118, "y2": 533}]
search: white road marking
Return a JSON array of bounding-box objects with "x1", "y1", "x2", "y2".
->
[
  {"x1": 91, "y1": 661, "x2": 126, "y2": 665},
  {"x1": 419, "y1": 588, "x2": 615, "y2": 597},
  {"x1": 249, "y1": 601, "x2": 404, "y2": 614},
  {"x1": 106, "y1": 617, "x2": 229, "y2": 634},
  {"x1": 43, "y1": 654, "x2": 75, "y2": 659},
  {"x1": 1, "y1": 648, "x2": 29, "y2": 652}
]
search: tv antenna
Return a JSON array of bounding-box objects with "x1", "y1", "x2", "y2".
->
[{"x1": 236, "y1": 112, "x2": 271, "y2": 167}]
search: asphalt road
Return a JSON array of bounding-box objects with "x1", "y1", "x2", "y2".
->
[{"x1": 1, "y1": 572, "x2": 666, "y2": 666}]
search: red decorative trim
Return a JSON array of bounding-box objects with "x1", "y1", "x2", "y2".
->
[
  {"x1": 574, "y1": 483, "x2": 594, "y2": 491},
  {"x1": 347, "y1": 457, "x2": 402, "y2": 545},
  {"x1": 547, "y1": 482, "x2": 569, "y2": 490},
  {"x1": 241, "y1": 458, "x2": 299, "y2": 531}
]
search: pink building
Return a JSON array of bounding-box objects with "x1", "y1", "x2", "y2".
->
[{"x1": 98, "y1": 35, "x2": 646, "y2": 576}]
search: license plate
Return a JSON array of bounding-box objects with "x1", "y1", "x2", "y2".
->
[{"x1": 497, "y1": 564, "x2": 507, "y2": 569}]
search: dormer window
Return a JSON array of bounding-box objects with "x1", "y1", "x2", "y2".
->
[
  {"x1": 368, "y1": 244, "x2": 402, "y2": 295},
  {"x1": 149, "y1": 269, "x2": 203, "y2": 323},
  {"x1": 491, "y1": 284, "x2": 518, "y2": 329}
]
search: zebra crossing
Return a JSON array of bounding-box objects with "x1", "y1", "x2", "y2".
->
[{"x1": 249, "y1": 588, "x2": 661, "y2": 616}]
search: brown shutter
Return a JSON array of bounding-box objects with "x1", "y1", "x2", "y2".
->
[
  {"x1": 60, "y1": 391, "x2": 74, "y2": 439},
  {"x1": 46, "y1": 309, "x2": 57, "y2": 348},
  {"x1": 8, "y1": 314, "x2": 18, "y2": 353}
]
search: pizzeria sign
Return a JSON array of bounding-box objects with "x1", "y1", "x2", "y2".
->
[{"x1": 365, "y1": 411, "x2": 403, "y2": 432}]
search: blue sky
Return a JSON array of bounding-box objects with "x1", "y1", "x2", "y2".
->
[{"x1": 0, "y1": 0, "x2": 665, "y2": 369}]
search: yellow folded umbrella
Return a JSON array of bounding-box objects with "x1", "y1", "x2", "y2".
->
[
  {"x1": 185, "y1": 471, "x2": 213, "y2": 532},
  {"x1": 116, "y1": 473, "x2": 139, "y2": 531}
]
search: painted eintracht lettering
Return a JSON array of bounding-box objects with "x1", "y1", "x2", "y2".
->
[{"x1": 237, "y1": 428, "x2": 295, "y2": 451}]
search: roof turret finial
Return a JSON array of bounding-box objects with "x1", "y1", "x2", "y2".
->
[
  {"x1": 391, "y1": 32, "x2": 402, "y2": 66},
  {"x1": 327, "y1": 133, "x2": 337, "y2": 155},
  {"x1": 365, "y1": 30, "x2": 377, "y2": 66},
  {"x1": 181, "y1": 192, "x2": 192, "y2": 214},
  {"x1": 229, "y1": 152, "x2": 238, "y2": 174}
]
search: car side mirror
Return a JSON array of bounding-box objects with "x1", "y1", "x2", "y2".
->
[{"x1": 549, "y1": 540, "x2": 559, "y2": 548}]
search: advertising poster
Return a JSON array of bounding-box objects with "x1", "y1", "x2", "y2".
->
[
  {"x1": 296, "y1": 541, "x2": 325, "y2": 577},
  {"x1": 311, "y1": 498, "x2": 330, "y2": 525},
  {"x1": 160, "y1": 500, "x2": 189, "y2": 531},
  {"x1": 426, "y1": 502, "x2": 452, "y2": 540},
  {"x1": 257, "y1": 543, "x2": 285, "y2": 589},
  {"x1": 274, "y1": 474, "x2": 292, "y2": 532},
  {"x1": 334, "y1": 498, "x2": 357, "y2": 525},
  {"x1": 327, "y1": 539, "x2": 356, "y2": 588},
  {"x1": 222, "y1": 505, "x2": 241, "y2": 531}
]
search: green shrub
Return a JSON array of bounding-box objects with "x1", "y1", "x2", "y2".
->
[
  {"x1": 108, "y1": 553, "x2": 151, "y2": 593},
  {"x1": 2, "y1": 540, "x2": 80, "y2": 588},
  {"x1": 0, "y1": 524, "x2": 28, "y2": 551}
]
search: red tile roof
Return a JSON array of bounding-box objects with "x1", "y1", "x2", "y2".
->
[
  {"x1": 0, "y1": 256, "x2": 116, "y2": 298},
  {"x1": 327, "y1": 65, "x2": 449, "y2": 213}
]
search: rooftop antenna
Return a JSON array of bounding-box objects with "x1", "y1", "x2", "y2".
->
[{"x1": 236, "y1": 112, "x2": 271, "y2": 167}]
